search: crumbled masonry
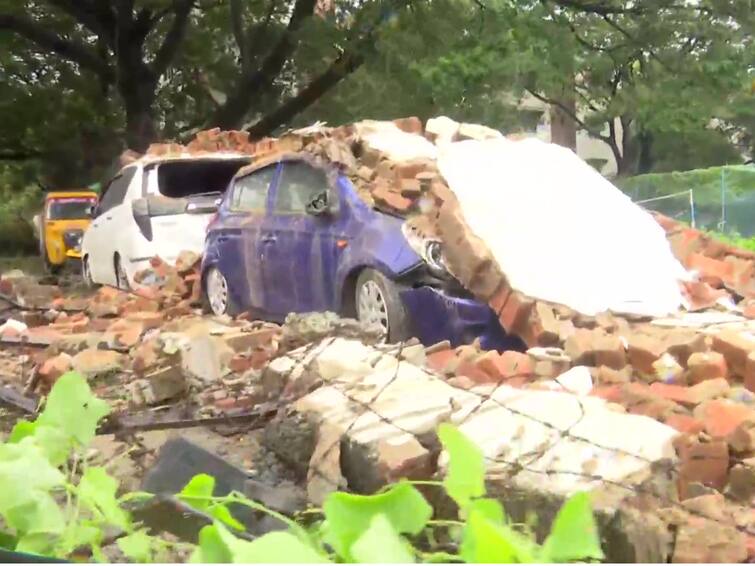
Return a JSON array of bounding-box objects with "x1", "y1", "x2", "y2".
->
[{"x1": 2, "y1": 116, "x2": 755, "y2": 562}]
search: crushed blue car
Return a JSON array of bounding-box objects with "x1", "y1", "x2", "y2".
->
[{"x1": 201, "y1": 153, "x2": 524, "y2": 352}]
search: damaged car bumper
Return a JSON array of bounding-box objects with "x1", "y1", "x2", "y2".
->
[{"x1": 400, "y1": 286, "x2": 525, "y2": 352}]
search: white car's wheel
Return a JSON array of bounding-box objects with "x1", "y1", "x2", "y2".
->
[
  {"x1": 114, "y1": 255, "x2": 130, "y2": 290},
  {"x1": 205, "y1": 267, "x2": 237, "y2": 316},
  {"x1": 82, "y1": 256, "x2": 98, "y2": 288}
]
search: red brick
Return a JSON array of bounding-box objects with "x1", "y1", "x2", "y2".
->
[
  {"x1": 476, "y1": 350, "x2": 532, "y2": 381},
  {"x1": 392, "y1": 116, "x2": 423, "y2": 135},
  {"x1": 487, "y1": 281, "x2": 512, "y2": 316},
  {"x1": 687, "y1": 351, "x2": 728, "y2": 385},
  {"x1": 0, "y1": 278, "x2": 13, "y2": 295},
  {"x1": 228, "y1": 354, "x2": 253, "y2": 374},
  {"x1": 627, "y1": 333, "x2": 666, "y2": 375},
  {"x1": 649, "y1": 382, "x2": 693, "y2": 405},
  {"x1": 373, "y1": 183, "x2": 412, "y2": 212},
  {"x1": 676, "y1": 439, "x2": 729, "y2": 499},
  {"x1": 745, "y1": 351, "x2": 755, "y2": 394},
  {"x1": 528, "y1": 302, "x2": 561, "y2": 347},
  {"x1": 593, "y1": 333, "x2": 627, "y2": 370},
  {"x1": 680, "y1": 280, "x2": 728, "y2": 311},
  {"x1": 712, "y1": 330, "x2": 755, "y2": 377},
  {"x1": 498, "y1": 291, "x2": 534, "y2": 338},
  {"x1": 669, "y1": 228, "x2": 704, "y2": 264},
  {"x1": 457, "y1": 358, "x2": 494, "y2": 384},
  {"x1": 427, "y1": 350, "x2": 457, "y2": 374},
  {"x1": 687, "y1": 253, "x2": 734, "y2": 287},
  {"x1": 665, "y1": 414, "x2": 705, "y2": 435},
  {"x1": 695, "y1": 400, "x2": 754, "y2": 439},
  {"x1": 590, "y1": 385, "x2": 623, "y2": 403}
]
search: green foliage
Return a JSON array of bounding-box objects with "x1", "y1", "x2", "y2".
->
[
  {"x1": 0, "y1": 372, "x2": 604, "y2": 563},
  {"x1": 619, "y1": 165, "x2": 755, "y2": 203}
]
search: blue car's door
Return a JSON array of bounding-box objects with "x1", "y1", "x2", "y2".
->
[
  {"x1": 259, "y1": 160, "x2": 345, "y2": 317},
  {"x1": 218, "y1": 164, "x2": 278, "y2": 311}
]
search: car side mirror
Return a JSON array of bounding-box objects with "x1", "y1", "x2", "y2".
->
[
  {"x1": 305, "y1": 190, "x2": 332, "y2": 217},
  {"x1": 87, "y1": 204, "x2": 98, "y2": 218}
]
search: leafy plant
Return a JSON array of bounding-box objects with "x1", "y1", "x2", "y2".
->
[
  {"x1": 0, "y1": 373, "x2": 605, "y2": 563},
  {"x1": 186, "y1": 422, "x2": 605, "y2": 563}
]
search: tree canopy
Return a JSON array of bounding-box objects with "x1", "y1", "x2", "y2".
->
[{"x1": 0, "y1": 0, "x2": 751, "y2": 188}]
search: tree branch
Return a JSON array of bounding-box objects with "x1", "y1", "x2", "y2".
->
[
  {"x1": 0, "y1": 13, "x2": 112, "y2": 80},
  {"x1": 213, "y1": 0, "x2": 317, "y2": 128},
  {"x1": 248, "y1": 47, "x2": 365, "y2": 138},
  {"x1": 549, "y1": 0, "x2": 643, "y2": 15},
  {"x1": 229, "y1": 0, "x2": 246, "y2": 66},
  {"x1": 46, "y1": 0, "x2": 115, "y2": 43},
  {"x1": 0, "y1": 149, "x2": 43, "y2": 161},
  {"x1": 525, "y1": 88, "x2": 611, "y2": 143},
  {"x1": 152, "y1": 0, "x2": 196, "y2": 76}
]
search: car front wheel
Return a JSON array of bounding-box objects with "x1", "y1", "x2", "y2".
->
[
  {"x1": 204, "y1": 267, "x2": 239, "y2": 316},
  {"x1": 355, "y1": 268, "x2": 411, "y2": 343},
  {"x1": 82, "y1": 257, "x2": 98, "y2": 288}
]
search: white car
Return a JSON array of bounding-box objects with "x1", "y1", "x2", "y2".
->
[{"x1": 82, "y1": 153, "x2": 251, "y2": 288}]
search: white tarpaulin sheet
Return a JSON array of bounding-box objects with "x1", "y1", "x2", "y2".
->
[{"x1": 436, "y1": 138, "x2": 688, "y2": 317}]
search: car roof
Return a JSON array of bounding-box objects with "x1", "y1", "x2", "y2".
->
[
  {"x1": 233, "y1": 151, "x2": 326, "y2": 179},
  {"x1": 133, "y1": 151, "x2": 251, "y2": 169}
]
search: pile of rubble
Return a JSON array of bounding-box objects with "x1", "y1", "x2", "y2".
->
[{"x1": 1, "y1": 116, "x2": 755, "y2": 561}]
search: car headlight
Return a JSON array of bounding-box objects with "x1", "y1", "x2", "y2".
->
[
  {"x1": 402, "y1": 224, "x2": 450, "y2": 277},
  {"x1": 63, "y1": 230, "x2": 83, "y2": 251}
]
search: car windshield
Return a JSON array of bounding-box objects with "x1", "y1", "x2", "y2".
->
[{"x1": 47, "y1": 198, "x2": 96, "y2": 220}]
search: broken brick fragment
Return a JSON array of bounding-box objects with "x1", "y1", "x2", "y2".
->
[
  {"x1": 711, "y1": 330, "x2": 755, "y2": 377},
  {"x1": 687, "y1": 351, "x2": 728, "y2": 385},
  {"x1": 694, "y1": 399, "x2": 753, "y2": 439},
  {"x1": 676, "y1": 437, "x2": 729, "y2": 499}
]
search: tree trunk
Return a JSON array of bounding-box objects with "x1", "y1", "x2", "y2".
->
[
  {"x1": 120, "y1": 72, "x2": 158, "y2": 152},
  {"x1": 637, "y1": 130, "x2": 654, "y2": 174}
]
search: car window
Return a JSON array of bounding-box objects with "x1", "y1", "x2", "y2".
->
[
  {"x1": 231, "y1": 166, "x2": 276, "y2": 212},
  {"x1": 274, "y1": 161, "x2": 330, "y2": 214},
  {"x1": 99, "y1": 167, "x2": 137, "y2": 215}
]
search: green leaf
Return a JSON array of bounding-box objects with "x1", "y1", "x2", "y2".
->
[
  {"x1": 438, "y1": 423, "x2": 485, "y2": 508},
  {"x1": 351, "y1": 514, "x2": 415, "y2": 563},
  {"x1": 7, "y1": 420, "x2": 36, "y2": 443},
  {"x1": 78, "y1": 467, "x2": 130, "y2": 530},
  {"x1": 179, "y1": 473, "x2": 215, "y2": 511},
  {"x1": 36, "y1": 372, "x2": 110, "y2": 449},
  {"x1": 28, "y1": 425, "x2": 72, "y2": 467},
  {"x1": 209, "y1": 503, "x2": 245, "y2": 531},
  {"x1": 468, "y1": 498, "x2": 505, "y2": 524},
  {"x1": 0, "y1": 442, "x2": 65, "y2": 535},
  {"x1": 15, "y1": 533, "x2": 54, "y2": 556},
  {"x1": 540, "y1": 492, "x2": 604, "y2": 562},
  {"x1": 460, "y1": 509, "x2": 537, "y2": 563},
  {"x1": 216, "y1": 524, "x2": 329, "y2": 563},
  {"x1": 0, "y1": 532, "x2": 17, "y2": 550},
  {"x1": 192, "y1": 525, "x2": 232, "y2": 564},
  {"x1": 56, "y1": 522, "x2": 102, "y2": 557},
  {"x1": 322, "y1": 482, "x2": 432, "y2": 560},
  {"x1": 117, "y1": 530, "x2": 154, "y2": 563}
]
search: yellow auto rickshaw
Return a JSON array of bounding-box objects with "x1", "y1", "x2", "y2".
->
[{"x1": 39, "y1": 190, "x2": 98, "y2": 273}]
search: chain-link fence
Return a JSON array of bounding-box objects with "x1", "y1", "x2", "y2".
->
[{"x1": 621, "y1": 165, "x2": 755, "y2": 237}]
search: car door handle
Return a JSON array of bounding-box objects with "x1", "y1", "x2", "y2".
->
[
  {"x1": 217, "y1": 235, "x2": 229, "y2": 243},
  {"x1": 105, "y1": 216, "x2": 112, "y2": 221},
  {"x1": 261, "y1": 235, "x2": 277, "y2": 244}
]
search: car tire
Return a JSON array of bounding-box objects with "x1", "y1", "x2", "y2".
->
[
  {"x1": 355, "y1": 268, "x2": 412, "y2": 343},
  {"x1": 114, "y1": 254, "x2": 130, "y2": 291},
  {"x1": 82, "y1": 256, "x2": 98, "y2": 288},
  {"x1": 203, "y1": 267, "x2": 239, "y2": 317}
]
